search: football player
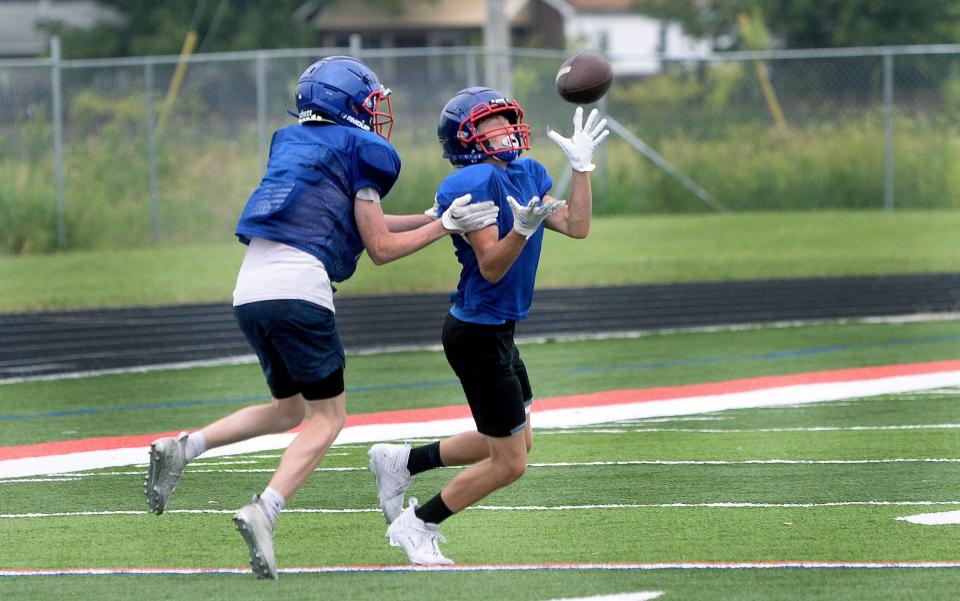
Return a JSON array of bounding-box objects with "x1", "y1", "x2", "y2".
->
[
  {"x1": 368, "y1": 87, "x2": 609, "y2": 565},
  {"x1": 143, "y1": 57, "x2": 498, "y2": 579}
]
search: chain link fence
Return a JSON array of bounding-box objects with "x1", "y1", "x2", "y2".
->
[{"x1": 1, "y1": 44, "x2": 958, "y2": 253}]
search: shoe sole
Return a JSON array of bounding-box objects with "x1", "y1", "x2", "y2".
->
[
  {"x1": 144, "y1": 440, "x2": 175, "y2": 515},
  {"x1": 234, "y1": 516, "x2": 278, "y2": 580}
]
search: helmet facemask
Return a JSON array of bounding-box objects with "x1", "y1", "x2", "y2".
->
[
  {"x1": 458, "y1": 99, "x2": 530, "y2": 162},
  {"x1": 361, "y1": 86, "x2": 394, "y2": 140}
]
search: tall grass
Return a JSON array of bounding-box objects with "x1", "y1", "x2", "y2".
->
[{"x1": 1, "y1": 111, "x2": 957, "y2": 254}]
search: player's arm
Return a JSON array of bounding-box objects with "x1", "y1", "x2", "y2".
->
[
  {"x1": 544, "y1": 171, "x2": 592, "y2": 238},
  {"x1": 355, "y1": 198, "x2": 446, "y2": 265},
  {"x1": 466, "y1": 226, "x2": 526, "y2": 284},
  {"x1": 383, "y1": 195, "x2": 447, "y2": 232},
  {"x1": 384, "y1": 213, "x2": 433, "y2": 233},
  {"x1": 468, "y1": 195, "x2": 565, "y2": 284},
  {"x1": 356, "y1": 194, "x2": 498, "y2": 265},
  {"x1": 544, "y1": 107, "x2": 609, "y2": 239}
]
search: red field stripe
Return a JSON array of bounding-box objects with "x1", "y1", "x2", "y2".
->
[
  {"x1": 2, "y1": 359, "x2": 958, "y2": 462},
  {"x1": 535, "y1": 359, "x2": 960, "y2": 411}
]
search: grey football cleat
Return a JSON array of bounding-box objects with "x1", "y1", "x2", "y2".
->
[
  {"x1": 367, "y1": 443, "x2": 414, "y2": 523},
  {"x1": 386, "y1": 498, "x2": 454, "y2": 566},
  {"x1": 234, "y1": 496, "x2": 278, "y2": 580},
  {"x1": 144, "y1": 431, "x2": 189, "y2": 515}
]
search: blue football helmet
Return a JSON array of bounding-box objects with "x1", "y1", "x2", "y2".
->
[
  {"x1": 295, "y1": 56, "x2": 394, "y2": 139},
  {"x1": 438, "y1": 87, "x2": 531, "y2": 166}
]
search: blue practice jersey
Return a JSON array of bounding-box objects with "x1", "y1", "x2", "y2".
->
[
  {"x1": 235, "y1": 123, "x2": 400, "y2": 282},
  {"x1": 436, "y1": 158, "x2": 553, "y2": 322}
]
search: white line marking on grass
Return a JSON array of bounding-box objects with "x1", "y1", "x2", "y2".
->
[
  {"x1": 542, "y1": 423, "x2": 960, "y2": 435},
  {"x1": 4, "y1": 561, "x2": 960, "y2": 577},
  {"x1": 5, "y1": 501, "x2": 960, "y2": 519},
  {"x1": 4, "y1": 457, "x2": 959, "y2": 484},
  {"x1": 544, "y1": 592, "x2": 663, "y2": 601},
  {"x1": 897, "y1": 510, "x2": 960, "y2": 525},
  {"x1": 633, "y1": 416, "x2": 729, "y2": 423},
  {"x1": 187, "y1": 460, "x2": 259, "y2": 466},
  {"x1": 0, "y1": 355, "x2": 259, "y2": 385}
]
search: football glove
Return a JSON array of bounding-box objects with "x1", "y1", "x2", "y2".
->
[
  {"x1": 507, "y1": 195, "x2": 566, "y2": 239},
  {"x1": 547, "y1": 107, "x2": 610, "y2": 172},
  {"x1": 440, "y1": 194, "x2": 499, "y2": 233}
]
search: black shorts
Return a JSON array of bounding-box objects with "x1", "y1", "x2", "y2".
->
[
  {"x1": 442, "y1": 313, "x2": 533, "y2": 438},
  {"x1": 234, "y1": 299, "x2": 345, "y2": 400}
]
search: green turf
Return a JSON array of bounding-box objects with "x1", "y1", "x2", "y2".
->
[
  {"x1": 2, "y1": 318, "x2": 959, "y2": 599},
  {"x1": 1, "y1": 210, "x2": 958, "y2": 311}
]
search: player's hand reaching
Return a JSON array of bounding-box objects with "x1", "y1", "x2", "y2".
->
[
  {"x1": 547, "y1": 107, "x2": 609, "y2": 172},
  {"x1": 440, "y1": 194, "x2": 499, "y2": 234},
  {"x1": 507, "y1": 195, "x2": 566, "y2": 239}
]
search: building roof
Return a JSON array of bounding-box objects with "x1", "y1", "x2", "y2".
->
[
  {"x1": 311, "y1": 0, "x2": 534, "y2": 32},
  {"x1": 568, "y1": 0, "x2": 635, "y2": 11}
]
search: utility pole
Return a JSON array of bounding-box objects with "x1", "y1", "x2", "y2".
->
[{"x1": 484, "y1": 0, "x2": 512, "y2": 96}]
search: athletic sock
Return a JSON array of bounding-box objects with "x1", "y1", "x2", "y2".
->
[
  {"x1": 184, "y1": 431, "x2": 207, "y2": 462},
  {"x1": 407, "y1": 441, "x2": 443, "y2": 476},
  {"x1": 258, "y1": 486, "x2": 285, "y2": 523},
  {"x1": 415, "y1": 493, "x2": 454, "y2": 525}
]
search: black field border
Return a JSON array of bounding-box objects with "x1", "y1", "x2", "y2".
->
[{"x1": 1, "y1": 273, "x2": 958, "y2": 379}]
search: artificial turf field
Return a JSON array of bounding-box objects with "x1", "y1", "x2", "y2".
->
[{"x1": 1, "y1": 317, "x2": 959, "y2": 600}]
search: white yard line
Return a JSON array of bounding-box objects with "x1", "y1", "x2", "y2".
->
[
  {"x1": 3, "y1": 457, "x2": 958, "y2": 485},
  {"x1": 542, "y1": 423, "x2": 960, "y2": 435},
  {"x1": 544, "y1": 593, "x2": 663, "y2": 601}
]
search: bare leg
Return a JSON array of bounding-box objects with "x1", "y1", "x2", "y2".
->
[
  {"x1": 438, "y1": 431, "x2": 528, "y2": 512},
  {"x1": 265, "y1": 392, "x2": 346, "y2": 500},
  {"x1": 438, "y1": 416, "x2": 532, "y2": 466},
  {"x1": 200, "y1": 394, "x2": 308, "y2": 449}
]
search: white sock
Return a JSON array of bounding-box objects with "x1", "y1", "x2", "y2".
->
[
  {"x1": 184, "y1": 432, "x2": 207, "y2": 462},
  {"x1": 258, "y1": 486, "x2": 286, "y2": 523}
]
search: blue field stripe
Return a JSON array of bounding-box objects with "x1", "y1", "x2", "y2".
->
[{"x1": 0, "y1": 379, "x2": 460, "y2": 421}]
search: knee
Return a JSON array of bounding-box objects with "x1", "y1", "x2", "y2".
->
[
  {"x1": 271, "y1": 398, "x2": 307, "y2": 430},
  {"x1": 309, "y1": 401, "x2": 346, "y2": 434},
  {"x1": 492, "y1": 457, "x2": 526, "y2": 486}
]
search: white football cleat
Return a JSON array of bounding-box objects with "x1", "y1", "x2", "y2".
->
[
  {"x1": 367, "y1": 442, "x2": 414, "y2": 523},
  {"x1": 386, "y1": 498, "x2": 454, "y2": 566},
  {"x1": 144, "y1": 431, "x2": 188, "y2": 515},
  {"x1": 233, "y1": 496, "x2": 278, "y2": 580}
]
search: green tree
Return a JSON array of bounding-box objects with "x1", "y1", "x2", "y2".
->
[{"x1": 633, "y1": 0, "x2": 960, "y2": 49}]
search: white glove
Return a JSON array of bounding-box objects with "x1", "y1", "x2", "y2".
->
[
  {"x1": 440, "y1": 193, "x2": 499, "y2": 233},
  {"x1": 424, "y1": 197, "x2": 441, "y2": 220},
  {"x1": 507, "y1": 195, "x2": 566, "y2": 239},
  {"x1": 547, "y1": 107, "x2": 610, "y2": 172}
]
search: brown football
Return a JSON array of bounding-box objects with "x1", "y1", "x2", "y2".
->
[{"x1": 555, "y1": 51, "x2": 613, "y2": 104}]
